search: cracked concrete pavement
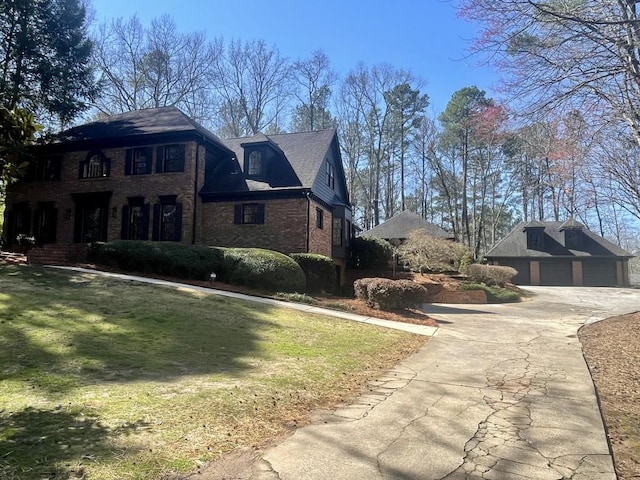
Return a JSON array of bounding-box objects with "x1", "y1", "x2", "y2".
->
[{"x1": 243, "y1": 286, "x2": 640, "y2": 480}]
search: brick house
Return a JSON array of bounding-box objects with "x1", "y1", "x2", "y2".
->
[{"x1": 3, "y1": 107, "x2": 353, "y2": 280}]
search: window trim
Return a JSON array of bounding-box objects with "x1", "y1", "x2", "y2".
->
[
  {"x1": 156, "y1": 144, "x2": 186, "y2": 173},
  {"x1": 247, "y1": 150, "x2": 263, "y2": 177},
  {"x1": 152, "y1": 195, "x2": 183, "y2": 241},
  {"x1": 234, "y1": 203, "x2": 265, "y2": 225},
  {"x1": 326, "y1": 161, "x2": 335, "y2": 189},
  {"x1": 316, "y1": 207, "x2": 324, "y2": 229}
]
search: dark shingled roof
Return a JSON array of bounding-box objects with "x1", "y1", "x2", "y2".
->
[
  {"x1": 486, "y1": 221, "x2": 633, "y2": 258},
  {"x1": 362, "y1": 210, "x2": 452, "y2": 240},
  {"x1": 56, "y1": 106, "x2": 231, "y2": 151},
  {"x1": 222, "y1": 129, "x2": 337, "y2": 189}
]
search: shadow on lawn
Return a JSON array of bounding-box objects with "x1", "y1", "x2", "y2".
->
[
  {"x1": 0, "y1": 406, "x2": 145, "y2": 479},
  {"x1": 0, "y1": 265, "x2": 276, "y2": 394}
]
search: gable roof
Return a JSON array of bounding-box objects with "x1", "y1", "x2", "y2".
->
[
  {"x1": 221, "y1": 129, "x2": 337, "y2": 190},
  {"x1": 362, "y1": 210, "x2": 452, "y2": 240},
  {"x1": 53, "y1": 106, "x2": 232, "y2": 153},
  {"x1": 486, "y1": 221, "x2": 633, "y2": 258}
]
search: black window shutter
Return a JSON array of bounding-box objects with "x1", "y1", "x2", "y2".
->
[
  {"x1": 121, "y1": 205, "x2": 130, "y2": 240},
  {"x1": 78, "y1": 162, "x2": 84, "y2": 179},
  {"x1": 145, "y1": 147, "x2": 153, "y2": 173},
  {"x1": 257, "y1": 204, "x2": 265, "y2": 224},
  {"x1": 24, "y1": 209, "x2": 32, "y2": 235},
  {"x1": 234, "y1": 204, "x2": 242, "y2": 224},
  {"x1": 6, "y1": 211, "x2": 15, "y2": 244},
  {"x1": 176, "y1": 145, "x2": 186, "y2": 172},
  {"x1": 141, "y1": 204, "x2": 150, "y2": 240},
  {"x1": 156, "y1": 146, "x2": 164, "y2": 173},
  {"x1": 174, "y1": 203, "x2": 183, "y2": 241},
  {"x1": 125, "y1": 150, "x2": 132, "y2": 175},
  {"x1": 152, "y1": 204, "x2": 160, "y2": 241}
]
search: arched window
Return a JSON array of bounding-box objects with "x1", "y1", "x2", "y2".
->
[{"x1": 247, "y1": 150, "x2": 262, "y2": 176}]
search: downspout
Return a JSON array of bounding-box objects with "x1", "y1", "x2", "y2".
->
[
  {"x1": 192, "y1": 138, "x2": 203, "y2": 244},
  {"x1": 305, "y1": 190, "x2": 311, "y2": 253}
]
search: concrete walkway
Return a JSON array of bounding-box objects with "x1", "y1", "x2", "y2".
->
[{"x1": 243, "y1": 286, "x2": 640, "y2": 480}]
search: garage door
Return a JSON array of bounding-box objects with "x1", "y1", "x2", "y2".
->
[
  {"x1": 504, "y1": 260, "x2": 531, "y2": 285},
  {"x1": 583, "y1": 259, "x2": 617, "y2": 286},
  {"x1": 540, "y1": 260, "x2": 573, "y2": 286}
]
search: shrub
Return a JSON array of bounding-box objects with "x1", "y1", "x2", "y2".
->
[
  {"x1": 397, "y1": 231, "x2": 470, "y2": 273},
  {"x1": 350, "y1": 236, "x2": 394, "y2": 269},
  {"x1": 275, "y1": 292, "x2": 318, "y2": 305},
  {"x1": 461, "y1": 282, "x2": 521, "y2": 303},
  {"x1": 290, "y1": 253, "x2": 336, "y2": 293},
  {"x1": 467, "y1": 264, "x2": 518, "y2": 287},
  {"x1": 353, "y1": 277, "x2": 428, "y2": 310},
  {"x1": 222, "y1": 248, "x2": 306, "y2": 293},
  {"x1": 89, "y1": 241, "x2": 224, "y2": 280}
]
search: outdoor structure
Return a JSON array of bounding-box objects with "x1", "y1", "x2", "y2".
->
[
  {"x1": 485, "y1": 220, "x2": 633, "y2": 286},
  {"x1": 2, "y1": 107, "x2": 353, "y2": 280},
  {"x1": 361, "y1": 210, "x2": 453, "y2": 245}
]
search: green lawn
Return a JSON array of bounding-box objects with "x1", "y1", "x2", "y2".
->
[{"x1": 0, "y1": 264, "x2": 426, "y2": 479}]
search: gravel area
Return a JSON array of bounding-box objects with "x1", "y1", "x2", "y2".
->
[{"x1": 579, "y1": 312, "x2": 640, "y2": 480}]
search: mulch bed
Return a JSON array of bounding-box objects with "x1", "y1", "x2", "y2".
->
[{"x1": 579, "y1": 312, "x2": 640, "y2": 480}]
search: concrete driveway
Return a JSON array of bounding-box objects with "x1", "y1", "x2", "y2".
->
[{"x1": 243, "y1": 286, "x2": 640, "y2": 480}]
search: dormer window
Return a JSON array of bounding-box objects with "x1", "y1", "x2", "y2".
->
[
  {"x1": 526, "y1": 229, "x2": 544, "y2": 249},
  {"x1": 247, "y1": 151, "x2": 263, "y2": 176}
]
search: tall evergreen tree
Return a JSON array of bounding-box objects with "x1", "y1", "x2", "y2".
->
[{"x1": 0, "y1": 0, "x2": 98, "y2": 127}]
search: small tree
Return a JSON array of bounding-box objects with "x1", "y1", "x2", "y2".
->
[
  {"x1": 0, "y1": 107, "x2": 40, "y2": 187},
  {"x1": 349, "y1": 236, "x2": 394, "y2": 269},
  {"x1": 398, "y1": 230, "x2": 470, "y2": 273}
]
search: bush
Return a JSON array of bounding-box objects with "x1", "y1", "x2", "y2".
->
[
  {"x1": 89, "y1": 241, "x2": 224, "y2": 280},
  {"x1": 221, "y1": 248, "x2": 306, "y2": 293},
  {"x1": 397, "y1": 231, "x2": 470, "y2": 273},
  {"x1": 461, "y1": 283, "x2": 521, "y2": 303},
  {"x1": 350, "y1": 236, "x2": 394, "y2": 269},
  {"x1": 290, "y1": 253, "x2": 336, "y2": 293},
  {"x1": 354, "y1": 277, "x2": 428, "y2": 310},
  {"x1": 467, "y1": 264, "x2": 518, "y2": 287}
]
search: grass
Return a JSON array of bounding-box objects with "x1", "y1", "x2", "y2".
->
[
  {"x1": 460, "y1": 282, "x2": 521, "y2": 303},
  {"x1": 0, "y1": 264, "x2": 426, "y2": 479}
]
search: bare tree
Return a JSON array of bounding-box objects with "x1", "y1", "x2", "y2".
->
[
  {"x1": 291, "y1": 50, "x2": 337, "y2": 131},
  {"x1": 460, "y1": 1, "x2": 640, "y2": 144},
  {"x1": 211, "y1": 39, "x2": 291, "y2": 136},
  {"x1": 92, "y1": 15, "x2": 218, "y2": 125}
]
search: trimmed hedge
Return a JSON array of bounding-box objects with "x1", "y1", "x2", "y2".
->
[
  {"x1": 88, "y1": 241, "x2": 224, "y2": 280},
  {"x1": 219, "y1": 248, "x2": 306, "y2": 293},
  {"x1": 349, "y1": 236, "x2": 394, "y2": 269},
  {"x1": 354, "y1": 277, "x2": 428, "y2": 310},
  {"x1": 289, "y1": 253, "x2": 336, "y2": 293},
  {"x1": 467, "y1": 264, "x2": 518, "y2": 287},
  {"x1": 89, "y1": 242, "x2": 306, "y2": 292},
  {"x1": 461, "y1": 283, "x2": 521, "y2": 303}
]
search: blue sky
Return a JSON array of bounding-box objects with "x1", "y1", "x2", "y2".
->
[{"x1": 89, "y1": 0, "x2": 498, "y2": 113}]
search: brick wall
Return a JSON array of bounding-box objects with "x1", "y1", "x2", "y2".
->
[
  {"x1": 308, "y1": 200, "x2": 332, "y2": 257},
  {"x1": 199, "y1": 198, "x2": 309, "y2": 254},
  {"x1": 4, "y1": 141, "x2": 198, "y2": 244}
]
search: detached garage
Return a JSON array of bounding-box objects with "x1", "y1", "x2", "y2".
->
[{"x1": 485, "y1": 220, "x2": 633, "y2": 287}]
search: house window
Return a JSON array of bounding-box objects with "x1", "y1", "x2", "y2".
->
[
  {"x1": 565, "y1": 229, "x2": 583, "y2": 250},
  {"x1": 316, "y1": 208, "x2": 324, "y2": 229},
  {"x1": 79, "y1": 151, "x2": 110, "y2": 179},
  {"x1": 7, "y1": 203, "x2": 32, "y2": 242},
  {"x1": 234, "y1": 203, "x2": 265, "y2": 225},
  {"x1": 247, "y1": 151, "x2": 263, "y2": 176},
  {"x1": 326, "y1": 161, "x2": 335, "y2": 189},
  {"x1": 156, "y1": 145, "x2": 186, "y2": 173},
  {"x1": 121, "y1": 197, "x2": 149, "y2": 240},
  {"x1": 332, "y1": 217, "x2": 343, "y2": 246},
  {"x1": 126, "y1": 147, "x2": 153, "y2": 175},
  {"x1": 152, "y1": 196, "x2": 182, "y2": 241}
]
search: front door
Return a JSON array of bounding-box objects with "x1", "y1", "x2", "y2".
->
[{"x1": 73, "y1": 192, "x2": 112, "y2": 243}]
